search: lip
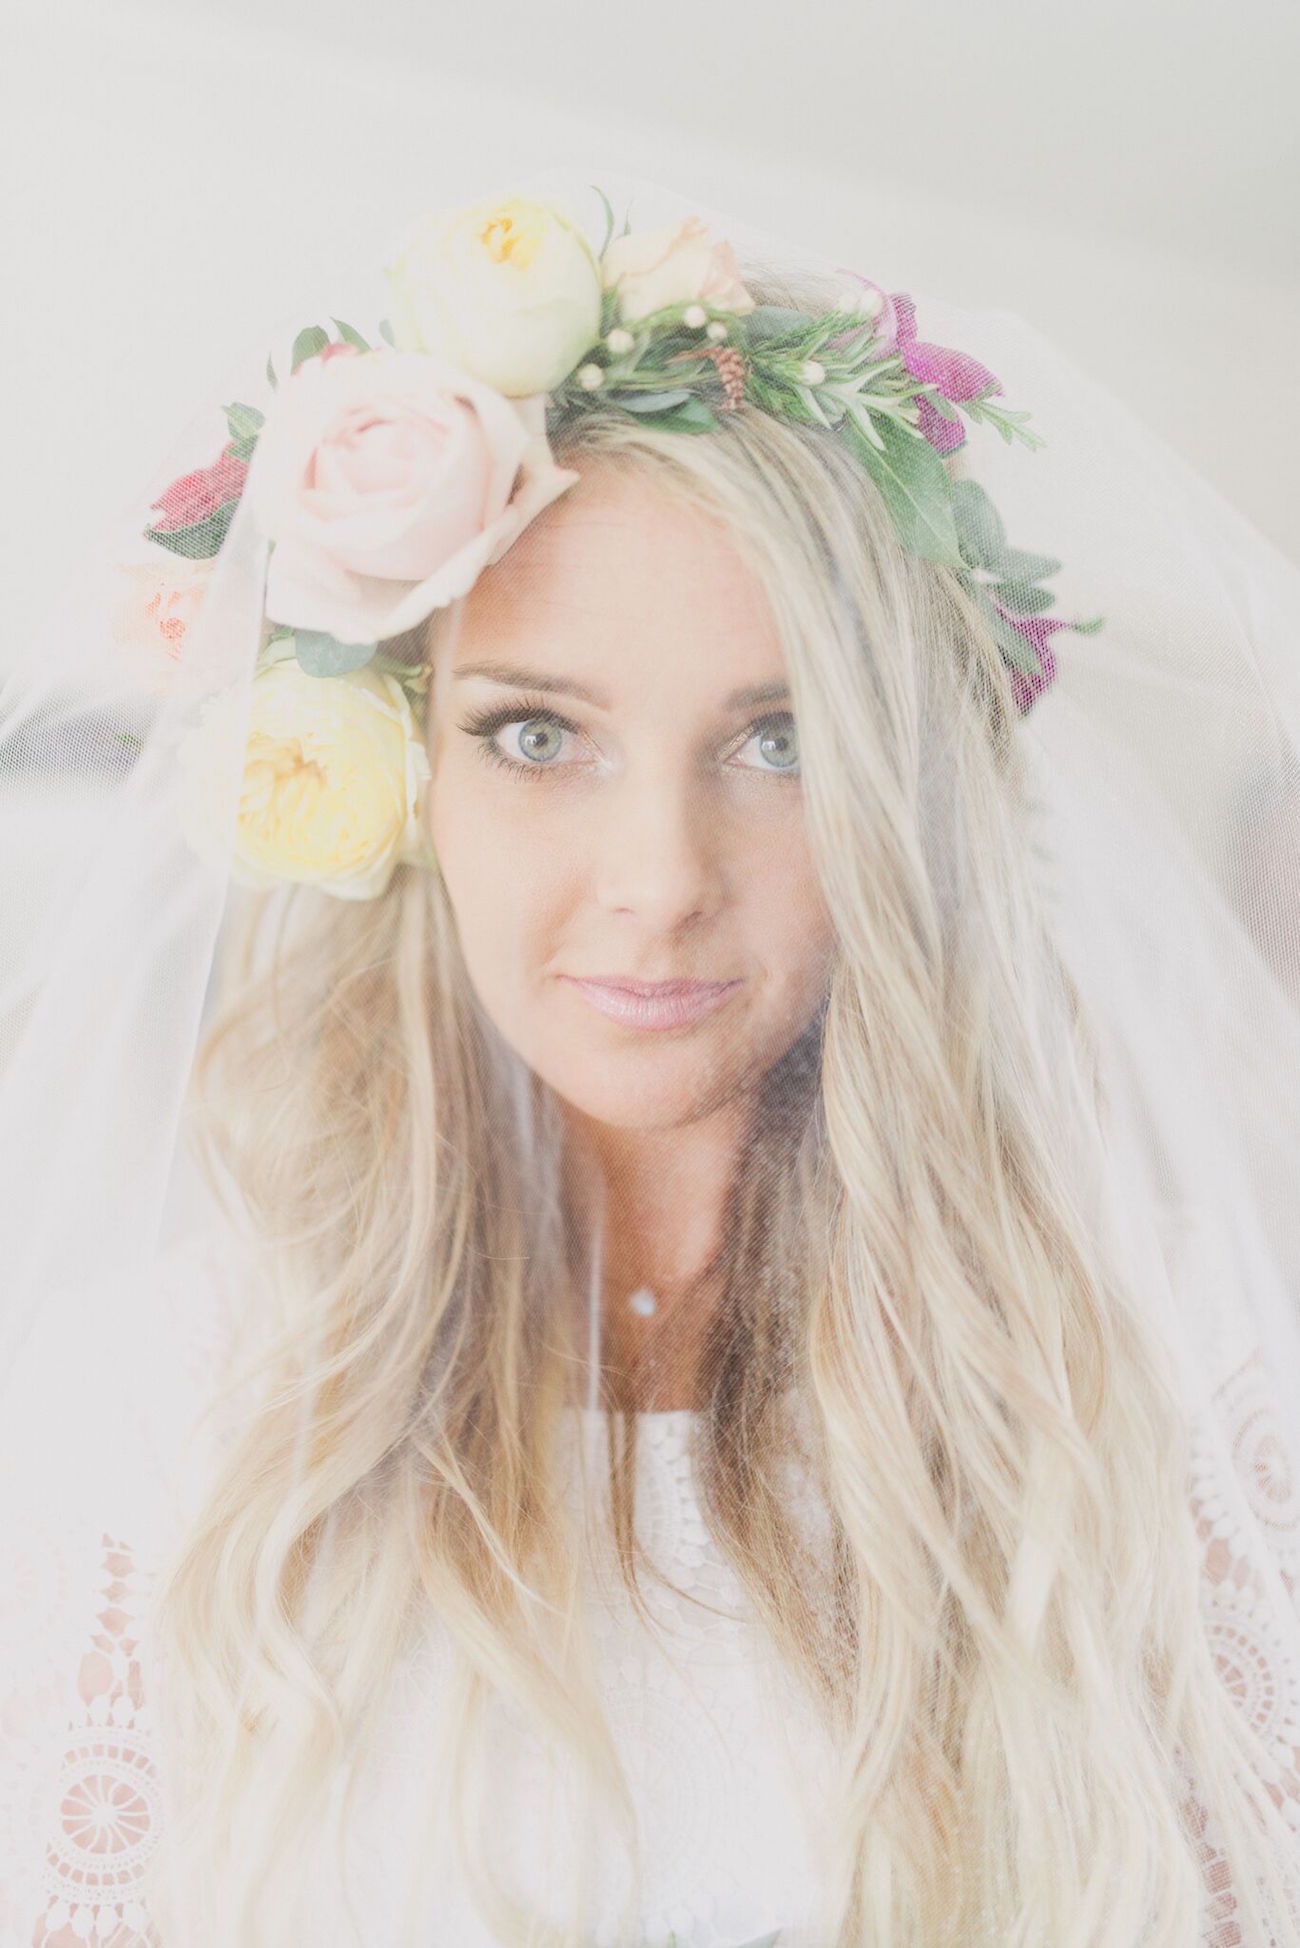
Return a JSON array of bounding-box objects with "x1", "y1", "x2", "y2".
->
[{"x1": 559, "y1": 975, "x2": 742, "y2": 1030}]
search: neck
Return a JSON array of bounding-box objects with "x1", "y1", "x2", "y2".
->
[{"x1": 559, "y1": 1094, "x2": 754, "y2": 1411}]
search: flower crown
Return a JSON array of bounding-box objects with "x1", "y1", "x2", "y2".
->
[{"x1": 117, "y1": 188, "x2": 1102, "y2": 901}]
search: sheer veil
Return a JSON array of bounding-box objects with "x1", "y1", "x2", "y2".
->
[{"x1": 0, "y1": 166, "x2": 1296, "y2": 1945}]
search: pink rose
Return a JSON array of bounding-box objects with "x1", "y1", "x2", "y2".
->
[
  {"x1": 601, "y1": 217, "x2": 756, "y2": 324},
  {"x1": 244, "y1": 349, "x2": 580, "y2": 643}
]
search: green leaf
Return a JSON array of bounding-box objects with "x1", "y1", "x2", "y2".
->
[
  {"x1": 143, "y1": 501, "x2": 239, "y2": 559},
  {"x1": 951, "y1": 477, "x2": 1010, "y2": 573},
  {"x1": 293, "y1": 630, "x2": 379, "y2": 678},
  {"x1": 997, "y1": 546, "x2": 1061, "y2": 583},
  {"x1": 590, "y1": 182, "x2": 616, "y2": 259},
  {"x1": 848, "y1": 418, "x2": 963, "y2": 567},
  {"x1": 628, "y1": 396, "x2": 719, "y2": 434},
  {"x1": 742, "y1": 305, "x2": 820, "y2": 346},
  {"x1": 992, "y1": 579, "x2": 1055, "y2": 618},
  {"x1": 332, "y1": 317, "x2": 371, "y2": 351},
  {"x1": 224, "y1": 400, "x2": 264, "y2": 446},
  {"x1": 974, "y1": 591, "x2": 1043, "y2": 676},
  {"x1": 610, "y1": 388, "x2": 693, "y2": 413},
  {"x1": 921, "y1": 389, "x2": 961, "y2": 422},
  {"x1": 266, "y1": 352, "x2": 278, "y2": 389},
  {"x1": 291, "y1": 325, "x2": 330, "y2": 372},
  {"x1": 377, "y1": 317, "x2": 397, "y2": 347}
]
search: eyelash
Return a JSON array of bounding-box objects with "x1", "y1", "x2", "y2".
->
[{"x1": 456, "y1": 695, "x2": 800, "y2": 782}]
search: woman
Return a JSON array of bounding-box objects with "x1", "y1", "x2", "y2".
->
[{"x1": 0, "y1": 173, "x2": 1296, "y2": 1947}]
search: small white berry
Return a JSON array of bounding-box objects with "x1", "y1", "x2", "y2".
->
[
  {"x1": 800, "y1": 360, "x2": 825, "y2": 386},
  {"x1": 605, "y1": 327, "x2": 634, "y2": 355},
  {"x1": 683, "y1": 303, "x2": 708, "y2": 329},
  {"x1": 576, "y1": 363, "x2": 604, "y2": 390},
  {"x1": 705, "y1": 320, "x2": 729, "y2": 342}
]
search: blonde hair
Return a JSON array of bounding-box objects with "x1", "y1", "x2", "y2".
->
[{"x1": 145, "y1": 261, "x2": 1295, "y2": 1947}]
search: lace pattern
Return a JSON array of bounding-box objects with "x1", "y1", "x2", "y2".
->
[{"x1": 2, "y1": 1288, "x2": 1297, "y2": 1946}]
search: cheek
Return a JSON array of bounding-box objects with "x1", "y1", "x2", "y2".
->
[
  {"x1": 741, "y1": 820, "x2": 837, "y2": 989},
  {"x1": 427, "y1": 764, "x2": 560, "y2": 978}
]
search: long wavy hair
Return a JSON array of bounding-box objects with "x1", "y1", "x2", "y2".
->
[{"x1": 144, "y1": 260, "x2": 1296, "y2": 1947}]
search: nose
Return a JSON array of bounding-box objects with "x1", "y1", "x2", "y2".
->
[{"x1": 592, "y1": 759, "x2": 726, "y2": 930}]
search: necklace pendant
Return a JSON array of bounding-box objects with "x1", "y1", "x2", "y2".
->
[{"x1": 627, "y1": 1286, "x2": 657, "y2": 1317}]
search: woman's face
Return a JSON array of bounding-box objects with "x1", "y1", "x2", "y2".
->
[{"x1": 425, "y1": 462, "x2": 836, "y2": 1130}]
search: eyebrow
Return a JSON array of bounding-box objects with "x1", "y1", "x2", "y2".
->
[{"x1": 453, "y1": 661, "x2": 791, "y2": 712}]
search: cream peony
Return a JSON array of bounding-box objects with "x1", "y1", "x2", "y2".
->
[
  {"x1": 175, "y1": 652, "x2": 431, "y2": 901},
  {"x1": 385, "y1": 194, "x2": 603, "y2": 397},
  {"x1": 600, "y1": 217, "x2": 756, "y2": 324},
  {"x1": 244, "y1": 348, "x2": 579, "y2": 644}
]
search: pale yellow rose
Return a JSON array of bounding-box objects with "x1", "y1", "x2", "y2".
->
[
  {"x1": 385, "y1": 194, "x2": 602, "y2": 396},
  {"x1": 176, "y1": 652, "x2": 431, "y2": 901},
  {"x1": 110, "y1": 557, "x2": 214, "y2": 693},
  {"x1": 600, "y1": 217, "x2": 756, "y2": 325}
]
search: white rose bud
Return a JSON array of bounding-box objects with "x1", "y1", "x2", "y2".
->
[
  {"x1": 605, "y1": 327, "x2": 635, "y2": 355},
  {"x1": 800, "y1": 360, "x2": 825, "y2": 386},
  {"x1": 682, "y1": 304, "x2": 708, "y2": 329},
  {"x1": 705, "y1": 320, "x2": 729, "y2": 342},
  {"x1": 576, "y1": 363, "x2": 604, "y2": 390}
]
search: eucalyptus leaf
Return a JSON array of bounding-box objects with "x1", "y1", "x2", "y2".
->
[
  {"x1": 611, "y1": 388, "x2": 693, "y2": 413},
  {"x1": 997, "y1": 547, "x2": 1061, "y2": 583},
  {"x1": 378, "y1": 317, "x2": 397, "y2": 347},
  {"x1": 742, "y1": 305, "x2": 820, "y2": 346},
  {"x1": 979, "y1": 598, "x2": 1044, "y2": 676},
  {"x1": 143, "y1": 502, "x2": 239, "y2": 560},
  {"x1": 629, "y1": 396, "x2": 719, "y2": 434},
  {"x1": 266, "y1": 352, "x2": 278, "y2": 389},
  {"x1": 293, "y1": 630, "x2": 379, "y2": 678},
  {"x1": 291, "y1": 326, "x2": 330, "y2": 372},
  {"x1": 332, "y1": 317, "x2": 371, "y2": 351},
  {"x1": 951, "y1": 477, "x2": 1010, "y2": 573},
  {"x1": 849, "y1": 418, "x2": 963, "y2": 568},
  {"x1": 992, "y1": 580, "x2": 1055, "y2": 618}
]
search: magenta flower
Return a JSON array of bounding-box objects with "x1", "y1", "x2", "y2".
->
[
  {"x1": 991, "y1": 600, "x2": 1069, "y2": 714},
  {"x1": 835, "y1": 271, "x2": 1003, "y2": 455},
  {"x1": 150, "y1": 444, "x2": 249, "y2": 532}
]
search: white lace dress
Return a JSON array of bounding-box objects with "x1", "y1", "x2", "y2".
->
[{"x1": 1, "y1": 1233, "x2": 1297, "y2": 1947}]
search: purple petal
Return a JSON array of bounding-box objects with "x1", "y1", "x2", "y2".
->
[
  {"x1": 903, "y1": 341, "x2": 1001, "y2": 403},
  {"x1": 1009, "y1": 645, "x2": 1058, "y2": 715},
  {"x1": 990, "y1": 598, "x2": 1070, "y2": 715},
  {"x1": 890, "y1": 293, "x2": 919, "y2": 346}
]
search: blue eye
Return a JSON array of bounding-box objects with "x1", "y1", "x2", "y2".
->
[
  {"x1": 458, "y1": 702, "x2": 578, "y2": 779},
  {"x1": 735, "y1": 713, "x2": 800, "y2": 775},
  {"x1": 456, "y1": 698, "x2": 800, "y2": 781}
]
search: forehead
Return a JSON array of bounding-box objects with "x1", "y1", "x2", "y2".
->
[{"x1": 451, "y1": 463, "x2": 785, "y2": 694}]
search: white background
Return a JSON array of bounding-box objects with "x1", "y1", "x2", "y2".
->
[{"x1": 2, "y1": 0, "x2": 1297, "y2": 665}]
